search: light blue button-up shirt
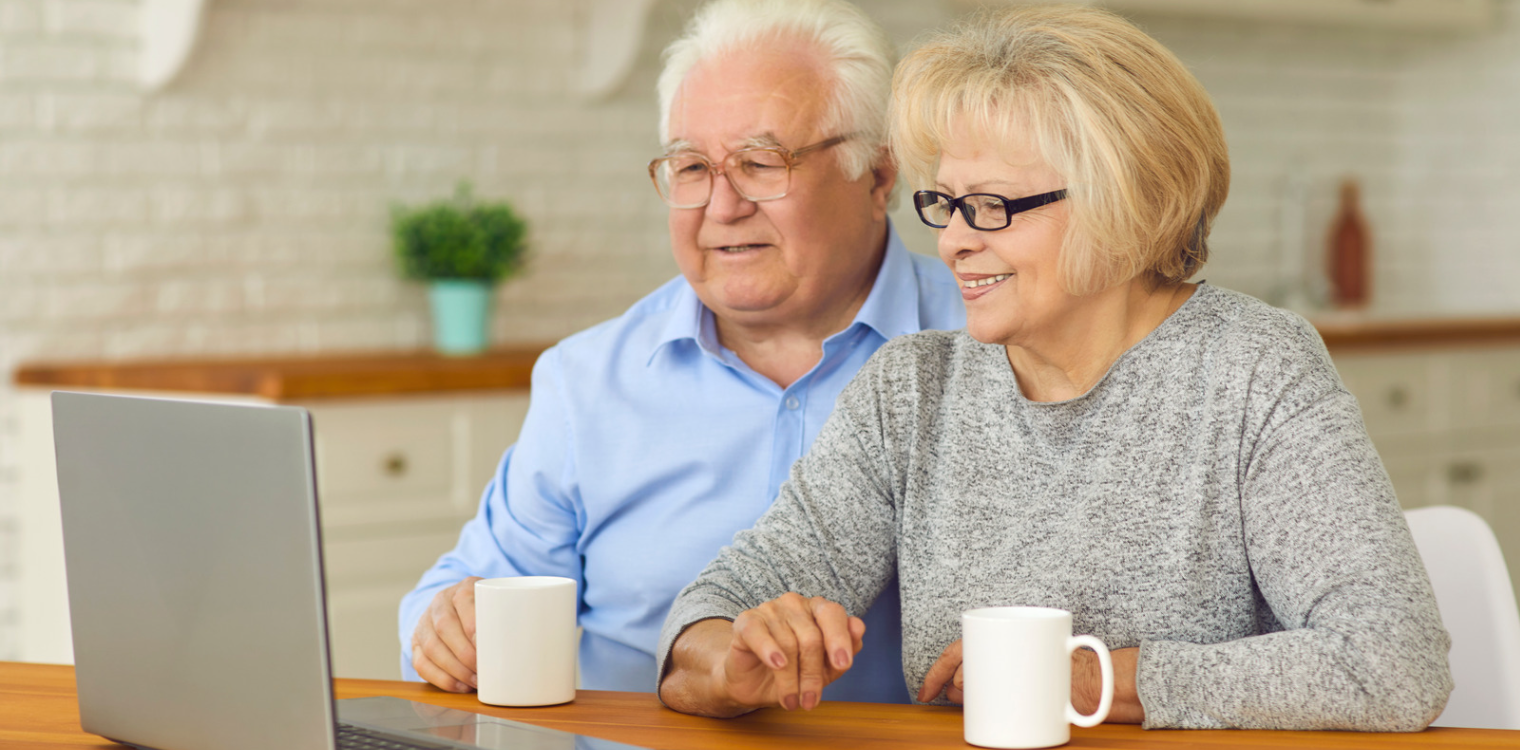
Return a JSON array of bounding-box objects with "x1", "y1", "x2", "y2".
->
[{"x1": 399, "y1": 225, "x2": 965, "y2": 702}]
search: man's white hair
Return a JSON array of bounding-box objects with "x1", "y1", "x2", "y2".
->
[{"x1": 656, "y1": 0, "x2": 894, "y2": 181}]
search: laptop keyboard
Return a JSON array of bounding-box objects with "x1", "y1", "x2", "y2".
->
[{"x1": 337, "y1": 722, "x2": 458, "y2": 750}]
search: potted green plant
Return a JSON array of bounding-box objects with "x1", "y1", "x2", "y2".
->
[{"x1": 392, "y1": 183, "x2": 529, "y2": 355}]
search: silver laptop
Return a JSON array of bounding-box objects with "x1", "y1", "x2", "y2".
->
[{"x1": 52, "y1": 391, "x2": 643, "y2": 750}]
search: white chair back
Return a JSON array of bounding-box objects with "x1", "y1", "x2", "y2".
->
[{"x1": 1405, "y1": 505, "x2": 1520, "y2": 729}]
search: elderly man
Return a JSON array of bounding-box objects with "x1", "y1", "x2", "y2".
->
[{"x1": 399, "y1": 0, "x2": 963, "y2": 703}]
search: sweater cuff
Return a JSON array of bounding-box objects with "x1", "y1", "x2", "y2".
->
[{"x1": 1136, "y1": 639, "x2": 1181, "y2": 729}]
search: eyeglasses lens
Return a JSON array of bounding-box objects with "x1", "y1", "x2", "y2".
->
[
  {"x1": 654, "y1": 150, "x2": 791, "y2": 207},
  {"x1": 727, "y1": 150, "x2": 789, "y2": 200},
  {"x1": 962, "y1": 195, "x2": 1009, "y2": 230},
  {"x1": 915, "y1": 193, "x2": 954, "y2": 227},
  {"x1": 655, "y1": 155, "x2": 712, "y2": 207}
]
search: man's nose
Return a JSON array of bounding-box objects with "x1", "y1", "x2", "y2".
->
[{"x1": 704, "y1": 170, "x2": 757, "y2": 223}]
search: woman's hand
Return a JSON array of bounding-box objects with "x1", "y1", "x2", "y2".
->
[
  {"x1": 918, "y1": 639, "x2": 966, "y2": 703},
  {"x1": 659, "y1": 593, "x2": 866, "y2": 717},
  {"x1": 1073, "y1": 646, "x2": 1143, "y2": 722},
  {"x1": 919, "y1": 639, "x2": 1146, "y2": 724}
]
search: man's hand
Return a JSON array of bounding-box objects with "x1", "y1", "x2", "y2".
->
[
  {"x1": 919, "y1": 639, "x2": 1145, "y2": 724},
  {"x1": 410, "y1": 576, "x2": 483, "y2": 692},
  {"x1": 660, "y1": 593, "x2": 865, "y2": 717}
]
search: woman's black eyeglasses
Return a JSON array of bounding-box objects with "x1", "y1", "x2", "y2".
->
[{"x1": 912, "y1": 189, "x2": 1068, "y2": 231}]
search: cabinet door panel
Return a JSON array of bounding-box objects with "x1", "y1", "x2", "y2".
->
[
  {"x1": 324, "y1": 529, "x2": 468, "y2": 680},
  {"x1": 311, "y1": 401, "x2": 455, "y2": 500},
  {"x1": 1334, "y1": 353, "x2": 1442, "y2": 438},
  {"x1": 322, "y1": 527, "x2": 465, "y2": 589},
  {"x1": 1452, "y1": 349, "x2": 1520, "y2": 432},
  {"x1": 327, "y1": 583, "x2": 415, "y2": 680},
  {"x1": 1484, "y1": 449, "x2": 1520, "y2": 608}
]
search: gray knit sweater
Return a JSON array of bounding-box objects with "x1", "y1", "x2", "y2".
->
[{"x1": 657, "y1": 284, "x2": 1452, "y2": 730}]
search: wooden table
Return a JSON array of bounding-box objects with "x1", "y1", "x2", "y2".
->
[{"x1": 4, "y1": 662, "x2": 1516, "y2": 749}]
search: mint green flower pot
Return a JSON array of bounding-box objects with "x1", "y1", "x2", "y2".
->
[{"x1": 428, "y1": 280, "x2": 493, "y2": 356}]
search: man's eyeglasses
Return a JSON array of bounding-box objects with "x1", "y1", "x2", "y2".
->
[
  {"x1": 648, "y1": 134, "x2": 853, "y2": 209},
  {"x1": 912, "y1": 189, "x2": 1068, "y2": 231}
]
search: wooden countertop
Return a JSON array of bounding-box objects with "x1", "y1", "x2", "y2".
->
[
  {"x1": 1313, "y1": 315, "x2": 1520, "y2": 352},
  {"x1": 12, "y1": 344, "x2": 551, "y2": 400},
  {"x1": 11, "y1": 316, "x2": 1520, "y2": 400}
]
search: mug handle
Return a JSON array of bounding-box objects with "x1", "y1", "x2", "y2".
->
[{"x1": 1064, "y1": 635, "x2": 1113, "y2": 728}]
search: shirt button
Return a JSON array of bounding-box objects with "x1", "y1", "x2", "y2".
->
[{"x1": 785, "y1": 396, "x2": 801, "y2": 411}]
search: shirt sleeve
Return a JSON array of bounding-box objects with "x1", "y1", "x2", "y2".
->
[
  {"x1": 398, "y1": 347, "x2": 586, "y2": 681},
  {"x1": 1137, "y1": 330, "x2": 1453, "y2": 730},
  {"x1": 655, "y1": 354, "x2": 903, "y2": 685}
]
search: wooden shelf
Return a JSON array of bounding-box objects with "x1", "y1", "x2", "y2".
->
[{"x1": 12, "y1": 345, "x2": 551, "y2": 401}]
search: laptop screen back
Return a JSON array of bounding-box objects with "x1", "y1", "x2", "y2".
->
[{"x1": 53, "y1": 392, "x2": 336, "y2": 750}]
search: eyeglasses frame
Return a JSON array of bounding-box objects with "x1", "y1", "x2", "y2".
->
[
  {"x1": 647, "y1": 134, "x2": 854, "y2": 209},
  {"x1": 912, "y1": 188, "x2": 1069, "y2": 231}
]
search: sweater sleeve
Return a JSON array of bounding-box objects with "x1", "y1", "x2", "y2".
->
[
  {"x1": 1137, "y1": 323, "x2": 1453, "y2": 730},
  {"x1": 655, "y1": 350, "x2": 905, "y2": 684}
]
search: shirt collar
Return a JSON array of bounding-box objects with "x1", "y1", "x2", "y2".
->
[
  {"x1": 850, "y1": 220, "x2": 926, "y2": 342},
  {"x1": 648, "y1": 219, "x2": 926, "y2": 363}
]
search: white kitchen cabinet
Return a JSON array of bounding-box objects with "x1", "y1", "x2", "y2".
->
[
  {"x1": 14, "y1": 387, "x2": 530, "y2": 680},
  {"x1": 1333, "y1": 346, "x2": 1520, "y2": 603}
]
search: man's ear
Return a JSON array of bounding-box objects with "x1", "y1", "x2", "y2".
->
[{"x1": 869, "y1": 147, "x2": 898, "y2": 221}]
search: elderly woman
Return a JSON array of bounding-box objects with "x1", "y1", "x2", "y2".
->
[{"x1": 655, "y1": 5, "x2": 1452, "y2": 730}]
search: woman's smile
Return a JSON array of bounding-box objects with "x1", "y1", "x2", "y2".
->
[{"x1": 957, "y1": 272, "x2": 1012, "y2": 300}]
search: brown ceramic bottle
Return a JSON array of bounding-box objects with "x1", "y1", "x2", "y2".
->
[{"x1": 1327, "y1": 178, "x2": 1371, "y2": 309}]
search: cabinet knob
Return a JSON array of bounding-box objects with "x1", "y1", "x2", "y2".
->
[
  {"x1": 382, "y1": 453, "x2": 408, "y2": 478},
  {"x1": 1447, "y1": 461, "x2": 1484, "y2": 485},
  {"x1": 1386, "y1": 386, "x2": 1410, "y2": 409}
]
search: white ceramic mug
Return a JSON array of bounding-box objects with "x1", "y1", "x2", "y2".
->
[
  {"x1": 474, "y1": 576, "x2": 577, "y2": 707},
  {"x1": 961, "y1": 606, "x2": 1113, "y2": 749}
]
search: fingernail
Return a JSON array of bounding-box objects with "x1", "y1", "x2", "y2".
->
[
  {"x1": 834, "y1": 649, "x2": 850, "y2": 669},
  {"x1": 770, "y1": 652, "x2": 787, "y2": 669},
  {"x1": 803, "y1": 691, "x2": 818, "y2": 710},
  {"x1": 782, "y1": 694, "x2": 798, "y2": 711},
  {"x1": 468, "y1": 673, "x2": 478, "y2": 688}
]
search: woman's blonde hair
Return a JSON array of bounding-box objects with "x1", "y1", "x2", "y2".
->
[{"x1": 890, "y1": 5, "x2": 1229, "y2": 294}]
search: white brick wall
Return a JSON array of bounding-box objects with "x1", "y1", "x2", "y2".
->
[
  {"x1": 44, "y1": 0, "x2": 136, "y2": 39},
  {"x1": 1136, "y1": 15, "x2": 1408, "y2": 310},
  {"x1": 0, "y1": 0, "x2": 682, "y2": 658},
  {"x1": 3, "y1": 0, "x2": 1519, "y2": 659},
  {"x1": 1395, "y1": 0, "x2": 1520, "y2": 313}
]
